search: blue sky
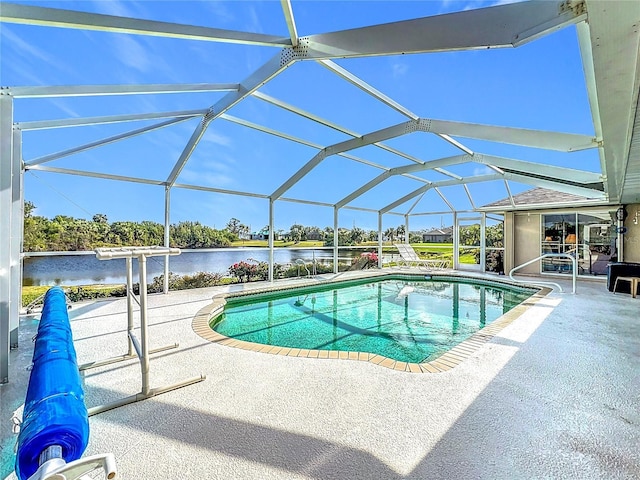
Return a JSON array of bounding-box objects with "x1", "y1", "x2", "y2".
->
[{"x1": 1, "y1": 0, "x2": 598, "y2": 233}]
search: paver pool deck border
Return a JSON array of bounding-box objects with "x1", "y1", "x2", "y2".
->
[{"x1": 192, "y1": 271, "x2": 552, "y2": 373}]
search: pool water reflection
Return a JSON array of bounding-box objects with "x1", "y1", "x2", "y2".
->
[{"x1": 211, "y1": 278, "x2": 535, "y2": 363}]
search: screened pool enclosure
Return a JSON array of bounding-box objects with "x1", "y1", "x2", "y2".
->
[{"x1": 2, "y1": 0, "x2": 640, "y2": 382}]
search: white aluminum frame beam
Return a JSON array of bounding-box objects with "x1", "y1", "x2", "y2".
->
[
  {"x1": 0, "y1": 93, "x2": 12, "y2": 383},
  {"x1": 335, "y1": 154, "x2": 481, "y2": 208},
  {"x1": 406, "y1": 193, "x2": 426, "y2": 216},
  {"x1": 304, "y1": 0, "x2": 586, "y2": 58},
  {"x1": 251, "y1": 91, "x2": 460, "y2": 178},
  {"x1": 478, "y1": 198, "x2": 604, "y2": 212},
  {"x1": 25, "y1": 117, "x2": 193, "y2": 167},
  {"x1": 27, "y1": 165, "x2": 167, "y2": 186},
  {"x1": 25, "y1": 162, "x2": 382, "y2": 211},
  {"x1": 504, "y1": 180, "x2": 516, "y2": 208},
  {"x1": 319, "y1": 60, "x2": 419, "y2": 120},
  {"x1": 252, "y1": 90, "x2": 422, "y2": 164},
  {"x1": 171, "y1": 183, "x2": 269, "y2": 199},
  {"x1": 163, "y1": 187, "x2": 171, "y2": 294},
  {"x1": 220, "y1": 114, "x2": 388, "y2": 170},
  {"x1": 472, "y1": 153, "x2": 603, "y2": 185},
  {"x1": 434, "y1": 187, "x2": 455, "y2": 211},
  {"x1": 411, "y1": 210, "x2": 476, "y2": 217},
  {"x1": 318, "y1": 60, "x2": 474, "y2": 156},
  {"x1": 578, "y1": 2, "x2": 640, "y2": 203},
  {"x1": 17, "y1": 109, "x2": 206, "y2": 131},
  {"x1": 379, "y1": 164, "x2": 604, "y2": 215},
  {"x1": 271, "y1": 120, "x2": 415, "y2": 199},
  {"x1": 502, "y1": 172, "x2": 605, "y2": 199},
  {"x1": 166, "y1": 51, "x2": 297, "y2": 187},
  {"x1": 9, "y1": 83, "x2": 239, "y2": 98},
  {"x1": 0, "y1": 3, "x2": 292, "y2": 47},
  {"x1": 463, "y1": 184, "x2": 476, "y2": 210},
  {"x1": 280, "y1": 0, "x2": 298, "y2": 47},
  {"x1": 422, "y1": 118, "x2": 597, "y2": 152},
  {"x1": 380, "y1": 174, "x2": 504, "y2": 214},
  {"x1": 10, "y1": 128, "x2": 22, "y2": 351}
]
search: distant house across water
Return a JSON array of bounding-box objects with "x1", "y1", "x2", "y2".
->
[
  {"x1": 250, "y1": 229, "x2": 281, "y2": 241},
  {"x1": 423, "y1": 227, "x2": 453, "y2": 243},
  {"x1": 306, "y1": 230, "x2": 323, "y2": 241}
]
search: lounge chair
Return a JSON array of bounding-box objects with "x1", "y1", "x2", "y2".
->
[{"x1": 394, "y1": 244, "x2": 448, "y2": 270}]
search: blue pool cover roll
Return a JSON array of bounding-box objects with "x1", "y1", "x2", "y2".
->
[{"x1": 15, "y1": 287, "x2": 89, "y2": 480}]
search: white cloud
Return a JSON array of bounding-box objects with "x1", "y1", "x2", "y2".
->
[
  {"x1": 88, "y1": 0, "x2": 143, "y2": 19},
  {"x1": 111, "y1": 35, "x2": 154, "y2": 73},
  {"x1": 1, "y1": 25, "x2": 65, "y2": 69},
  {"x1": 49, "y1": 99, "x2": 81, "y2": 118},
  {"x1": 200, "y1": 1, "x2": 236, "y2": 26},
  {"x1": 201, "y1": 130, "x2": 232, "y2": 147},
  {"x1": 178, "y1": 168, "x2": 234, "y2": 187},
  {"x1": 473, "y1": 165, "x2": 494, "y2": 176},
  {"x1": 392, "y1": 63, "x2": 409, "y2": 78},
  {"x1": 245, "y1": 4, "x2": 263, "y2": 34}
]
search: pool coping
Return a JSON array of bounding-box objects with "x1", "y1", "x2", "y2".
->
[{"x1": 191, "y1": 271, "x2": 552, "y2": 373}]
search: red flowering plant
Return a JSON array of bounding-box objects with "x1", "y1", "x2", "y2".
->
[
  {"x1": 351, "y1": 251, "x2": 379, "y2": 270},
  {"x1": 229, "y1": 261, "x2": 258, "y2": 283}
]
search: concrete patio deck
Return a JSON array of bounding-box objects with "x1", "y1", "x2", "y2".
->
[{"x1": 2, "y1": 270, "x2": 639, "y2": 479}]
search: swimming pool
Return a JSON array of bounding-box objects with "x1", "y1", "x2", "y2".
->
[{"x1": 205, "y1": 276, "x2": 538, "y2": 366}]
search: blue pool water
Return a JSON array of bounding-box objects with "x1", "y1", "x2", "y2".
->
[{"x1": 211, "y1": 277, "x2": 536, "y2": 363}]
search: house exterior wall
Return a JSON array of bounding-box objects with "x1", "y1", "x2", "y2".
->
[
  {"x1": 504, "y1": 212, "x2": 515, "y2": 273},
  {"x1": 513, "y1": 212, "x2": 541, "y2": 274},
  {"x1": 623, "y1": 203, "x2": 640, "y2": 263},
  {"x1": 422, "y1": 234, "x2": 451, "y2": 243}
]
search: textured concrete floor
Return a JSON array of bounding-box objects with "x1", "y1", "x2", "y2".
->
[{"x1": 2, "y1": 271, "x2": 639, "y2": 479}]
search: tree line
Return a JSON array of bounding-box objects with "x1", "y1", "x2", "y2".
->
[
  {"x1": 22, "y1": 202, "x2": 501, "y2": 252},
  {"x1": 226, "y1": 217, "x2": 422, "y2": 245},
  {"x1": 23, "y1": 202, "x2": 236, "y2": 252}
]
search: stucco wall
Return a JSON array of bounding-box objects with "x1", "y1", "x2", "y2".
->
[
  {"x1": 623, "y1": 203, "x2": 640, "y2": 263},
  {"x1": 513, "y1": 212, "x2": 541, "y2": 274}
]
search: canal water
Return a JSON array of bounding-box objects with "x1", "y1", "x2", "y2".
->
[{"x1": 22, "y1": 248, "x2": 371, "y2": 286}]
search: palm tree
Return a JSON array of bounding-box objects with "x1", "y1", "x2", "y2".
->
[{"x1": 384, "y1": 227, "x2": 395, "y2": 243}]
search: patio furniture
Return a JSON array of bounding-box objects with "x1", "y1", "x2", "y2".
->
[
  {"x1": 394, "y1": 244, "x2": 448, "y2": 270},
  {"x1": 613, "y1": 276, "x2": 640, "y2": 298},
  {"x1": 607, "y1": 262, "x2": 640, "y2": 292}
]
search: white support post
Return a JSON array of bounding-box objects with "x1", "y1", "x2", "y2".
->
[
  {"x1": 10, "y1": 126, "x2": 22, "y2": 349},
  {"x1": 268, "y1": 199, "x2": 274, "y2": 282},
  {"x1": 126, "y1": 257, "x2": 135, "y2": 357},
  {"x1": 453, "y1": 212, "x2": 459, "y2": 270},
  {"x1": 333, "y1": 207, "x2": 339, "y2": 274},
  {"x1": 163, "y1": 186, "x2": 171, "y2": 294},
  {"x1": 0, "y1": 93, "x2": 13, "y2": 383},
  {"x1": 138, "y1": 255, "x2": 150, "y2": 396},
  {"x1": 480, "y1": 213, "x2": 487, "y2": 272},
  {"x1": 378, "y1": 212, "x2": 383, "y2": 269},
  {"x1": 404, "y1": 215, "x2": 409, "y2": 244}
]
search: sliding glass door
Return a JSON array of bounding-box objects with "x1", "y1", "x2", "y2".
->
[{"x1": 541, "y1": 209, "x2": 617, "y2": 276}]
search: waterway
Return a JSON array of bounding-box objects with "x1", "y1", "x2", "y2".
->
[{"x1": 22, "y1": 247, "x2": 372, "y2": 286}]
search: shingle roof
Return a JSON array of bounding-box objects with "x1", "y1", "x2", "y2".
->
[
  {"x1": 480, "y1": 187, "x2": 589, "y2": 209},
  {"x1": 424, "y1": 227, "x2": 453, "y2": 235}
]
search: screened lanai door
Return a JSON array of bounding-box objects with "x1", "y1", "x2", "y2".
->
[
  {"x1": 456, "y1": 216, "x2": 483, "y2": 271},
  {"x1": 454, "y1": 214, "x2": 505, "y2": 273}
]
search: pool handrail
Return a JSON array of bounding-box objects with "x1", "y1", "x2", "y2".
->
[
  {"x1": 295, "y1": 258, "x2": 311, "y2": 277},
  {"x1": 509, "y1": 253, "x2": 577, "y2": 294}
]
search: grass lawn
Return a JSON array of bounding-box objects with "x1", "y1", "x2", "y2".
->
[
  {"x1": 231, "y1": 240, "x2": 324, "y2": 248},
  {"x1": 21, "y1": 284, "x2": 124, "y2": 308}
]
